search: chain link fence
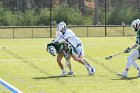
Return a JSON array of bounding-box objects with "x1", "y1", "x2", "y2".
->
[
  {"x1": 0, "y1": 0, "x2": 139, "y2": 38},
  {"x1": 0, "y1": 25, "x2": 135, "y2": 38}
]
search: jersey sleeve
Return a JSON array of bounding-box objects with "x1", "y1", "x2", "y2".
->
[
  {"x1": 64, "y1": 29, "x2": 76, "y2": 40},
  {"x1": 53, "y1": 32, "x2": 63, "y2": 42},
  {"x1": 136, "y1": 36, "x2": 140, "y2": 45},
  {"x1": 136, "y1": 31, "x2": 140, "y2": 45}
]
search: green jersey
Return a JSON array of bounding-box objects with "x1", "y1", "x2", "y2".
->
[
  {"x1": 47, "y1": 42, "x2": 69, "y2": 53},
  {"x1": 136, "y1": 30, "x2": 140, "y2": 55},
  {"x1": 136, "y1": 30, "x2": 140, "y2": 45}
]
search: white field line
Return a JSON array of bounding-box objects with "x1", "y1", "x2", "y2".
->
[{"x1": 0, "y1": 78, "x2": 23, "y2": 93}]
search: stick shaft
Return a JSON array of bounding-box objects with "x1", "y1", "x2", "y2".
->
[
  {"x1": 105, "y1": 52, "x2": 124, "y2": 60},
  {"x1": 111, "y1": 52, "x2": 124, "y2": 57}
]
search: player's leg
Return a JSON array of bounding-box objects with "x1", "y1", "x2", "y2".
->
[
  {"x1": 66, "y1": 58, "x2": 74, "y2": 75},
  {"x1": 63, "y1": 51, "x2": 74, "y2": 75},
  {"x1": 131, "y1": 50, "x2": 140, "y2": 77},
  {"x1": 71, "y1": 52, "x2": 92, "y2": 75},
  {"x1": 126, "y1": 50, "x2": 140, "y2": 76},
  {"x1": 132, "y1": 61, "x2": 140, "y2": 77},
  {"x1": 71, "y1": 52, "x2": 85, "y2": 65},
  {"x1": 65, "y1": 55, "x2": 74, "y2": 75},
  {"x1": 76, "y1": 46, "x2": 89, "y2": 65},
  {"x1": 118, "y1": 50, "x2": 140, "y2": 77},
  {"x1": 77, "y1": 46, "x2": 96, "y2": 75},
  {"x1": 83, "y1": 59, "x2": 96, "y2": 74},
  {"x1": 57, "y1": 53, "x2": 67, "y2": 76}
]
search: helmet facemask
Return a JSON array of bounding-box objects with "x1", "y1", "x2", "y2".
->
[
  {"x1": 57, "y1": 21, "x2": 66, "y2": 34},
  {"x1": 47, "y1": 46, "x2": 57, "y2": 56},
  {"x1": 131, "y1": 19, "x2": 140, "y2": 32}
]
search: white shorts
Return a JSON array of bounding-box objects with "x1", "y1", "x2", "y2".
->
[
  {"x1": 76, "y1": 44, "x2": 84, "y2": 57},
  {"x1": 128, "y1": 50, "x2": 140, "y2": 60}
]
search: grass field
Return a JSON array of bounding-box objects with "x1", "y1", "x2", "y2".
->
[{"x1": 0, "y1": 37, "x2": 140, "y2": 93}]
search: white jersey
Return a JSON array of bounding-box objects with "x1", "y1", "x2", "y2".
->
[
  {"x1": 62, "y1": 29, "x2": 81, "y2": 48},
  {"x1": 55, "y1": 29, "x2": 84, "y2": 56}
]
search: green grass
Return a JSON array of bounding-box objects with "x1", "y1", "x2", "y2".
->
[
  {"x1": 0, "y1": 85, "x2": 11, "y2": 93},
  {"x1": 0, "y1": 37, "x2": 140, "y2": 93}
]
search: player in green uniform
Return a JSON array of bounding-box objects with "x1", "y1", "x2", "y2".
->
[
  {"x1": 47, "y1": 41, "x2": 73, "y2": 76},
  {"x1": 118, "y1": 19, "x2": 140, "y2": 78}
]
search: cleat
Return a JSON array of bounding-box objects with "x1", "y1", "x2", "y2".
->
[
  {"x1": 91, "y1": 67, "x2": 96, "y2": 75},
  {"x1": 86, "y1": 67, "x2": 96, "y2": 76},
  {"x1": 61, "y1": 71, "x2": 67, "y2": 76},
  {"x1": 117, "y1": 72, "x2": 128, "y2": 78},
  {"x1": 67, "y1": 71, "x2": 74, "y2": 76},
  {"x1": 89, "y1": 68, "x2": 96, "y2": 76},
  {"x1": 138, "y1": 71, "x2": 140, "y2": 77}
]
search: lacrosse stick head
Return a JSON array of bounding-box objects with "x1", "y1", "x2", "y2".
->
[{"x1": 105, "y1": 56, "x2": 112, "y2": 60}]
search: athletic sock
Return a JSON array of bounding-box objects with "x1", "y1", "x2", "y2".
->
[
  {"x1": 83, "y1": 60, "x2": 93, "y2": 68},
  {"x1": 132, "y1": 61, "x2": 140, "y2": 70},
  {"x1": 69, "y1": 69, "x2": 73, "y2": 72},
  {"x1": 62, "y1": 69, "x2": 65, "y2": 73},
  {"x1": 84, "y1": 62, "x2": 89, "y2": 68}
]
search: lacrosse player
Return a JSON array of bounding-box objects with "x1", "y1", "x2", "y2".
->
[
  {"x1": 118, "y1": 19, "x2": 140, "y2": 78},
  {"x1": 54, "y1": 21, "x2": 96, "y2": 75},
  {"x1": 47, "y1": 41, "x2": 74, "y2": 76}
]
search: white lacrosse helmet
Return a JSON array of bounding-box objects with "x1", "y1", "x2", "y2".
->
[
  {"x1": 131, "y1": 19, "x2": 140, "y2": 32},
  {"x1": 47, "y1": 45, "x2": 57, "y2": 56},
  {"x1": 57, "y1": 21, "x2": 66, "y2": 33}
]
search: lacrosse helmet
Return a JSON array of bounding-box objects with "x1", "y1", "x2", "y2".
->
[
  {"x1": 47, "y1": 45, "x2": 57, "y2": 56},
  {"x1": 57, "y1": 21, "x2": 66, "y2": 33},
  {"x1": 131, "y1": 19, "x2": 140, "y2": 32}
]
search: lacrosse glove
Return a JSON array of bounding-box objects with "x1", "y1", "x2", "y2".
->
[{"x1": 124, "y1": 47, "x2": 131, "y2": 53}]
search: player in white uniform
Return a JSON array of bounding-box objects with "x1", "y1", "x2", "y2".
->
[
  {"x1": 55, "y1": 21, "x2": 96, "y2": 76},
  {"x1": 118, "y1": 19, "x2": 140, "y2": 78}
]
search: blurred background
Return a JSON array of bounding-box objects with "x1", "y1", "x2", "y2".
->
[{"x1": 0, "y1": 0, "x2": 140, "y2": 38}]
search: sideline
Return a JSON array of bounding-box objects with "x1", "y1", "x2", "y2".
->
[{"x1": 0, "y1": 78, "x2": 23, "y2": 93}]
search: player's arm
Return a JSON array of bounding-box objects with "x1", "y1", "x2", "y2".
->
[
  {"x1": 64, "y1": 30, "x2": 75, "y2": 42},
  {"x1": 124, "y1": 36, "x2": 140, "y2": 53},
  {"x1": 128, "y1": 37, "x2": 140, "y2": 51},
  {"x1": 129, "y1": 43, "x2": 138, "y2": 50},
  {"x1": 52, "y1": 33, "x2": 63, "y2": 43},
  {"x1": 124, "y1": 43, "x2": 138, "y2": 53}
]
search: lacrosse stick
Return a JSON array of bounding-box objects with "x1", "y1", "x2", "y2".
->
[{"x1": 105, "y1": 52, "x2": 124, "y2": 60}]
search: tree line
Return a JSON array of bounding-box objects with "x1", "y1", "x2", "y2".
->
[{"x1": 0, "y1": 0, "x2": 140, "y2": 26}]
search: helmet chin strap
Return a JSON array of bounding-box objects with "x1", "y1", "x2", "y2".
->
[
  {"x1": 61, "y1": 29, "x2": 66, "y2": 35},
  {"x1": 134, "y1": 28, "x2": 138, "y2": 32}
]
